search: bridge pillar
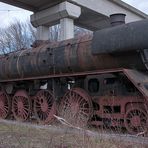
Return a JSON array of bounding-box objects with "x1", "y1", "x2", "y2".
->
[
  {"x1": 36, "y1": 26, "x2": 49, "y2": 41},
  {"x1": 30, "y1": 1, "x2": 81, "y2": 41},
  {"x1": 60, "y1": 18, "x2": 74, "y2": 41}
]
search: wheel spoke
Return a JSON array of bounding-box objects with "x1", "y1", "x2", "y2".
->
[
  {"x1": 125, "y1": 107, "x2": 148, "y2": 135},
  {"x1": 12, "y1": 90, "x2": 31, "y2": 122},
  {"x1": 0, "y1": 91, "x2": 11, "y2": 119},
  {"x1": 59, "y1": 88, "x2": 93, "y2": 127},
  {"x1": 34, "y1": 90, "x2": 56, "y2": 124}
]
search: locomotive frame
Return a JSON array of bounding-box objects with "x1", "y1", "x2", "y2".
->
[
  {"x1": 0, "y1": 68, "x2": 147, "y2": 135},
  {"x1": 0, "y1": 18, "x2": 148, "y2": 135}
]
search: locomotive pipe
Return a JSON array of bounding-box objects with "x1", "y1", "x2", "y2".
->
[{"x1": 92, "y1": 19, "x2": 148, "y2": 54}]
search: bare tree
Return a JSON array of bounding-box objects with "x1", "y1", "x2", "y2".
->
[
  {"x1": 48, "y1": 24, "x2": 92, "y2": 42},
  {"x1": 74, "y1": 26, "x2": 92, "y2": 38},
  {"x1": 0, "y1": 20, "x2": 36, "y2": 54},
  {"x1": 49, "y1": 25, "x2": 60, "y2": 42},
  {"x1": 0, "y1": 20, "x2": 92, "y2": 54}
]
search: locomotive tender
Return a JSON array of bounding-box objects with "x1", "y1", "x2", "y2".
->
[{"x1": 0, "y1": 14, "x2": 148, "y2": 135}]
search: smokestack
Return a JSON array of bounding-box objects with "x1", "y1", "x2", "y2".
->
[{"x1": 110, "y1": 13, "x2": 126, "y2": 26}]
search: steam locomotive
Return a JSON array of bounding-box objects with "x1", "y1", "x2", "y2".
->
[{"x1": 0, "y1": 14, "x2": 147, "y2": 135}]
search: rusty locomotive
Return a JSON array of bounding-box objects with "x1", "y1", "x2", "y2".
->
[{"x1": 0, "y1": 14, "x2": 148, "y2": 135}]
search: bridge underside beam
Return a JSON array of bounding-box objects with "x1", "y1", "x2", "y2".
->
[{"x1": 31, "y1": 1, "x2": 81, "y2": 41}]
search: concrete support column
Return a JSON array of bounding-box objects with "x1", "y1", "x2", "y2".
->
[
  {"x1": 31, "y1": 1, "x2": 81, "y2": 41},
  {"x1": 36, "y1": 26, "x2": 49, "y2": 41},
  {"x1": 60, "y1": 18, "x2": 74, "y2": 41}
]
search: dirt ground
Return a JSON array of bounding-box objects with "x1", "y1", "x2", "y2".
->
[{"x1": 0, "y1": 120, "x2": 147, "y2": 148}]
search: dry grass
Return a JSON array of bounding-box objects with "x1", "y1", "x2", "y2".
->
[{"x1": 0, "y1": 120, "x2": 147, "y2": 148}]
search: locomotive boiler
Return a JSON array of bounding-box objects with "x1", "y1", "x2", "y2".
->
[{"x1": 0, "y1": 16, "x2": 148, "y2": 135}]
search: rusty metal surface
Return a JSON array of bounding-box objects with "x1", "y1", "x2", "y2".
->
[
  {"x1": 94, "y1": 96, "x2": 145, "y2": 117},
  {"x1": 0, "y1": 34, "x2": 146, "y2": 82},
  {"x1": 91, "y1": 95, "x2": 147, "y2": 134},
  {"x1": 0, "y1": 68, "x2": 123, "y2": 83}
]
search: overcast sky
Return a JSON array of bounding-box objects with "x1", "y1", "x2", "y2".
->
[
  {"x1": 0, "y1": 0, "x2": 147, "y2": 28},
  {"x1": 123, "y1": 0, "x2": 148, "y2": 13}
]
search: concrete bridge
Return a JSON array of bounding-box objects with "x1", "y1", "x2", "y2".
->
[{"x1": 1, "y1": 0, "x2": 148, "y2": 40}]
